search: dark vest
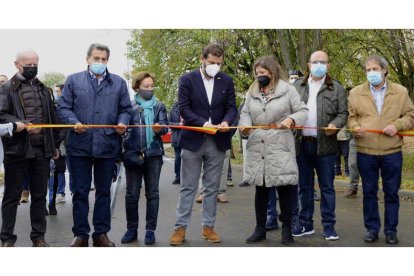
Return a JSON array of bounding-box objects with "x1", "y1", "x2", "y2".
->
[{"x1": 20, "y1": 80, "x2": 45, "y2": 146}]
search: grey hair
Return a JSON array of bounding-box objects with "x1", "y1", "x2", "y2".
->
[
  {"x1": 363, "y1": 55, "x2": 388, "y2": 76},
  {"x1": 87, "y1": 43, "x2": 110, "y2": 59},
  {"x1": 15, "y1": 50, "x2": 39, "y2": 62}
]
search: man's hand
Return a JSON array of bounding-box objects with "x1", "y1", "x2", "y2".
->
[
  {"x1": 324, "y1": 123, "x2": 337, "y2": 136},
  {"x1": 116, "y1": 123, "x2": 127, "y2": 135},
  {"x1": 15, "y1": 122, "x2": 26, "y2": 133},
  {"x1": 152, "y1": 123, "x2": 162, "y2": 134},
  {"x1": 74, "y1": 123, "x2": 87, "y2": 134},
  {"x1": 383, "y1": 125, "x2": 398, "y2": 137},
  {"x1": 352, "y1": 127, "x2": 366, "y2": 138},
  {"x1": 52, "y1": 149, "x2": 60, "y2": 160},
  {"x1": 26, "y1": 123, "x2": 41, "y2": 135},
  {"x1": 279, "y1": 118, "x2": 294, "y2": 129},
  {"x1": 240, "y1": 127, "x2": 252, "y2": 136},
  {"x1": 217, "y1": 121, "x2": 230, "y2": 133},
  {"x1": 204, "y1": 122, "x2": 217, "y2": 129}
]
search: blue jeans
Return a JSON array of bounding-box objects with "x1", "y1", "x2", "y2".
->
[
  {"x1": 173, "y1": 147, "x2": 181, "y2": 180},
  {"x1": 357, "y1": 152, "x2": 402, "y2": 235},
  {"x1": 125, "y1": 155, "x2": 163, "y2": 231},
  {"x1": 48, "y1": 172, "x2": 66, "y2": 206},
  {"x1": 298, "y1": 140, "x2": 336, "y2": 228},
  {"x1": 267, "y1": 187, "x2": 279, "y2": 219},
  {"x1": 68, "y1": 156, "x2": 116, "y2": 239}
]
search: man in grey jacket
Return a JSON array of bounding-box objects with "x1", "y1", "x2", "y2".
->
[{"x1": 292, "y1": 51, "x2": 348, "y2": 241}]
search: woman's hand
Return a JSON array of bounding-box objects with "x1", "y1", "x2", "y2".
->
[
  {"x1": 152, "y1": 123, "x2": 162, "y2": 133},
  {"x1": 279, "y1": 118, "x2": 294, "y2": 129},
  {"x1": 240, "y1": 127, "x2": 252, "y2": 136}
]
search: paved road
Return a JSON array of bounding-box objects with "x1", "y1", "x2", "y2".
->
[{"x1": 0, "y1": 156, "x2": 413, "y2": 247}]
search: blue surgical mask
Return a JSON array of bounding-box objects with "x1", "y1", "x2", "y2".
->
[
  {"x1": 90, "y1": 63, "x2": 107, "y2": 75},
  {"x1": 367, "y1": 71, "x2": 383, "y2": 86},
  {"x1": 310, "y1": 63, "x2": 327, "y2": 78}
]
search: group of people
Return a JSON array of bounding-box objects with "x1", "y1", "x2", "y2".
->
[{"x1": 0, "y1": 42, "x2": 412, "y2": 247}]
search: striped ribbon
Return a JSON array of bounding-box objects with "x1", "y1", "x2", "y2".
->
[{"x1": 25, "y1": 124, "x2": 414, "y2": 137}]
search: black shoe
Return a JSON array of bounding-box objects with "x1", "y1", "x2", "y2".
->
[
  {"x1": 172, "y1": 179, "x2": 180, "y2": 185},
  {"x1": 239, "y1": 181, "x2": 251, "y2": 187},
  {"x1": 385, "y1": 233, "x2": 399, "y2": 244},
  {"x1": 281, "y1": 224, "x2": 294, "y2": 245},
  {"x1": 364, "y1": 232, "x2": 378, "y2": 243},
  {"x1": 49, "y1": 205, "x2": 57, "y2": 216},
  {"x1": 246, "y1": 227, "x2": 266, "y2": 244}
]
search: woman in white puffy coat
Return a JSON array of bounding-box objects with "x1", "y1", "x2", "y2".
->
[{"x1": 239, "y1": 56, "x2": 308, "y2": 245}]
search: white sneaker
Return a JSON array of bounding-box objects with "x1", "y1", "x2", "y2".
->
[{"x1": 56, "y1": 194, "x2": 66, "y2": 204}]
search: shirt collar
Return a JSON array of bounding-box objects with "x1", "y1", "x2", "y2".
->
[
  {"x1": 88, "y1": 68, "x2": 107, "y2": 80},
  {"x1": 369, "y1": 81, "x2": 387, "y2": 92},
  {"x1": 200, "y1": 67, "x2": 214, "y2": 81},
  {"x1": 308, "y1": 74, "x2": 326, "y2": 85}
]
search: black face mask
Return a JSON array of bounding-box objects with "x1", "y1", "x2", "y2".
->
[
  {"x1": 257, "y1": 75, "x2": 271, "y2": 87},
  {"x1": 138, "y1": 89, "x2": 154, "y2": 100},
  {"x1": 22, "y1": 66, "x2": 38, "y2": 80}
]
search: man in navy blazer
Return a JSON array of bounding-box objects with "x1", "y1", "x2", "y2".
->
[{"x1": 169, "y1": 44, "x2": 237, "y2": 245}]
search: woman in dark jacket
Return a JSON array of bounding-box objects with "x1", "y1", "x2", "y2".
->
[{"x1": 121, "y1": 72, "x2": 168, "y2": 245}]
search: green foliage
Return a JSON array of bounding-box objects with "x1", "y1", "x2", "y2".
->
[
  {"x1": 39, "y1": 72, "x2": 66, "y2": 88},
  {"x1": 127, "y1": 29, "x2": 414, "y2": 109}
]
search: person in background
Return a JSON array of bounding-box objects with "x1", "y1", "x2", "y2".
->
[
  {"x1": 335, "y1": 126, "x2": 351, "y2": 176},
  {"x1": 0, "y1": 75, "x2": 8, "y2": 86},
  {"x1": 238, "y1": 95, "x2": 251, "y2": 187},
  {"x1": 345, "y1": 136, "x2": 360, "y2": 198},
  {"x1": 120, "y1": 72, "x2": 168, "y2": 245},
  {"x1": 169, "y1": 101, "x2": 182, "y2": 185}
]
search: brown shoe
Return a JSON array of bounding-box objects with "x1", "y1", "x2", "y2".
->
[
  {"x1": 345, "y1": 189, "x2": 358, "y2": 198},
  {"x1": 169, "y1": 227, "x2": 186, "y2": 246},
  {"x1": 2, "y1": 241, "x2": 15, "y2": 247},
  {"x1": 202, "y1": 226, "x2": 221, "y2": 243},
  {"x1": 92, "y1": 234, "x2": 115, "y2": 247},
  {"x1": 217, "y1": 194, "x2": 228, "y2": 203},
  {"x1": 70, "y1": 237, "x2": 89, "y2": 247},
  {"x1": 195, "y1": 194, "x2": 203, "y2": 203},
  {"x1": 32, "y1": 240, "x2": 49, "y2": 247}
]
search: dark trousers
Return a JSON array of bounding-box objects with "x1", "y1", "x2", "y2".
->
[
  {"x1": 173, "y1": 147, "x2": 181, "y2": 180},
  {"x1": 298, "y1": 140, "x2": 336, "y2": 228},
  {"x1": 255, "y1": 185, "x2": 296, "y2": 228},
  {"x1": 1, "y1": 148, "x2": 50, "y2": 243},
  {"x1": 125, "y1": 155, "x2": 163, "y2": 231},
  {"x1": 68, "y1": 156, "x2": 116, "y2": 239},
  {"x1": 267, "y1": 187, "x2": 279, "y2": 219},
  {"x1": 357, "y1": 152, "x2": 402, "y2": 235},
  {"x1": 335, "y1": 140, "x2": 350, "y2": 175}
]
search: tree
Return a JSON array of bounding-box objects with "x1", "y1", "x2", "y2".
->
[
  {"x1": 39, "y1": 72, "x2": 66, "y2": 88},
  {"x1": 127, "y1": 29, "x2": 414, "y2": 108}
]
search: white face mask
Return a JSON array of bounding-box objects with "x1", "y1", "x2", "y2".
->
[
  {"x1": 289, "y1": 79, "x2": 296, "y2": 84},
  {"x1": 205, "y1": 64, "x2": 220, "y2": 78}
]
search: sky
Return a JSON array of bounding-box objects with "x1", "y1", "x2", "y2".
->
[{"x1": 0, "y1": 29, "x2": 132, "y2": 84}]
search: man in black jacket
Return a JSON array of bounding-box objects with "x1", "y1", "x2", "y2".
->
[{"x1": 0, "y1": 50, "x2": 64, "y2": 247}]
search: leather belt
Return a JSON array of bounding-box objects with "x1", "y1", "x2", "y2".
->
[{"x1": 302, "y1": 136, "x2": 317, "y2": 143}]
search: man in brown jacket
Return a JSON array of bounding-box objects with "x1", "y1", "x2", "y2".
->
[{"x1": 348, "y1": 55, "x2": 414, "y2": 244}]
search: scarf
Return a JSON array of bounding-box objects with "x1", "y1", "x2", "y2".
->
[{"x1": 135, "y1": 94, "x2": 158, "y2": 148}]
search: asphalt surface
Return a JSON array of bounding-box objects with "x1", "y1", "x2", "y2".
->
[{"x1": 0, "y1": 157, "x2": 413, "y2": 247}]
